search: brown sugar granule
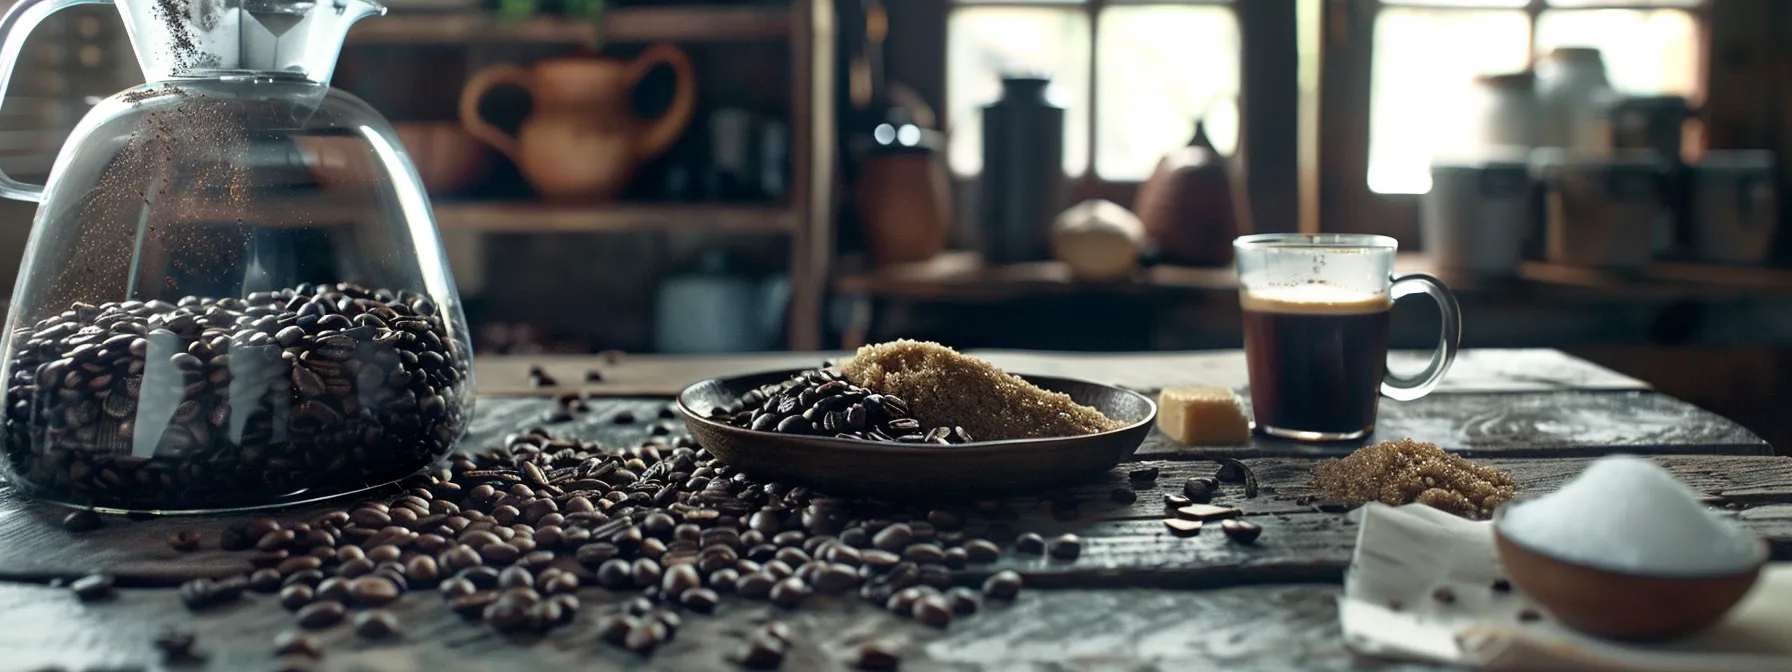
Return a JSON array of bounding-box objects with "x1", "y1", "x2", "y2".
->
[
  {"x1": 1308, "y1": 438, "x2": 1516, "y2": 520},
  {"x1": 840, "y1": 340, "x2": 1123, "y2": 441}
]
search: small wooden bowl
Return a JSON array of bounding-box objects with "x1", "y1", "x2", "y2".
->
[
  {"x1": 678, "y1": 369, "x2": 1156, "y2": 501},
  {"x1": 1493, "y1": 511, "x2": 1768, "y2": 641}
]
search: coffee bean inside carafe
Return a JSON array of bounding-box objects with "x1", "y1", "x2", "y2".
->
[{"x1": 1, "y1": 283, "x2": 471, "y2": 510}]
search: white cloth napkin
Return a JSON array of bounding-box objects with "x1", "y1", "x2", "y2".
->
[{"x1": 1340, "y1": 502, "x2": 1792, "y2": 671}]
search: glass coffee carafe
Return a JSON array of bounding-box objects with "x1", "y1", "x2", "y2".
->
[{"x1": 0, "y1": 0, "x2": 473, "y2": 512}]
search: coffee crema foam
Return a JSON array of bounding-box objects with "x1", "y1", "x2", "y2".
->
[{"x1": 1240, "y1": 284, "x2": 1391, "y2": 315}]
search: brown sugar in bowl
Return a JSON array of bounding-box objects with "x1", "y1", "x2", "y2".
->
[{"x1": 1493, "y1": 514, "x2": 1767, "y2": 642}]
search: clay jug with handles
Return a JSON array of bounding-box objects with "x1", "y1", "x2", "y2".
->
[{"x1": 460, "y1": 44, "x2": 697, "y2": 201}]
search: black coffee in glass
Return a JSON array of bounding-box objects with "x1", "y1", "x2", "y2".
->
[{"x1": 1234, "y1": 234, "x2": 1461, "y2": 442}]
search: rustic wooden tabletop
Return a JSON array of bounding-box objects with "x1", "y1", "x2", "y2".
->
[{"x1": 1, "y1": 349, "x2": 1784, "y2": 672}]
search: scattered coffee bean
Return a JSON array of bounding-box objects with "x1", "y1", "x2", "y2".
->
[
  {"x1": 946, "y1": 586, "x2": 981, "y2": 615},
  {"x1": 295, "y1": 601, "x2": 346, "y2": 629},
  {"x1": 735, "y1": 631, "x2": 786, "y2": 669},
  {"x1": 354, "y1": 610, "x2": 400, "y2": 638},
  {"x1": 279, "y1": 584, "x2": 314, "y2": 611},
  {"x1": 1491, "y1": 578, "x2": 1512, "y2": 594},
  {"x1": 1110, "y1": 488, "x2": 1137, "y2": 505},
  {"x1": 349, "y1": 576, "x2": 400, "y2": 606},
  {"x1": 1182, "y1": 478, "x2": 1214, "y2": 504},
  {"x1": 1314, "y1": 500, "x2": 1354, "y2": 514},
  {"x1": 71, "y1": 573, "x2": 114, "y2": 601},
  {"x1": 1127, "y1": 467, "x2": 1159, "y2": 482},
  {"x1": 625, "y1": 620, "x2": 668, "y2": 653},
  {"x1": 167, "y1": 530, "x2": 202, "y2": 552},
  {"x1": 913, "y1": 594, "x2": 953, "y2": 628},
  {"x1": 769, "y1": 577, "x2": 809, "y2": 609},
  {"x1": 61, "y1": 510, "x2": 102, "y2": 532},
  {"x1": 855, "y1": 641, "x2": 902, "y2": 671},
  {"x1": 982, "y1": 570, "x2": 1022, "y2": 599},
  {"x1": 962, "y1": 539, "x2": 1000, "y2": 563},
  {"x1": 1431, "y1": 586, "x2": 1456, "y2": 604},
  {"x1": 680, "y1": 587, "x2": 719, "y2": 613},
  {"x1": 273, "y1": 631, "x2": 323, "y2": 658},
  {"x1": 1219, "y1": 519, "x2": 1261, "y2": 544},
  {"x1": 1015, "y1": 532, "x2": 1046, "y2": 555},
  {"x1": 1047, "y1": 534, "x2": 1081, "y2": 560},
  {"x1": 1163, "y1": 493, "x2": 1191, "y2": 508},
  {"x1": 250, "y1": 568, "x2": 285, "y2": 593},
  {"x1": 153, "y1": 630, "x2": 201, "y2": 664}
]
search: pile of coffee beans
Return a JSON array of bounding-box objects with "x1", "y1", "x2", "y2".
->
[
  {"x1": 711, "y1": 369, "x2": 975, "y2": 445},
  {"x1": 174, "y1": 426, "x2": 1044, "y2": 665},
  {"x1": 1, "y1": 284, "x2": 471, "y2": 509}
]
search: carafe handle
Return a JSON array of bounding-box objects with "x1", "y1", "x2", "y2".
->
[
  {"x1": 628, "y1": 43, "x2": 697, "y2": 161},
  {"x1": 458, "y1": 64, "x2": 536, "y2": 160},
  {"x1": 0, "y1": 0, "x2": 107, "y2": 202}
]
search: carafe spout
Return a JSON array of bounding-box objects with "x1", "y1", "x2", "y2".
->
[{"x1": 117, "y1": 0, "x2": 387, "y2": 84}]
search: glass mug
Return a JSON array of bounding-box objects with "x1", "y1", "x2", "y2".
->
[{"x1": 1234, "y1": 234, "x2": 1462, "y2": 441}]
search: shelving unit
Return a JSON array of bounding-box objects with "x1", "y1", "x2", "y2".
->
[{"x1": 341, "y1": 2, "x2": 836, "y2": 349}]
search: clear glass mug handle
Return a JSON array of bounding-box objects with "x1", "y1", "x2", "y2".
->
[
  {"x1": 1381, "y1": 273, "x2": 1461, "y2": 401},
  {"x1": 0, "y1": 0, "x2": 109, "y2": 203}
]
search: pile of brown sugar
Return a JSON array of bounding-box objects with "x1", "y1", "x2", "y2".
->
[
  {"x1": 1309, "y1": 438, "x2": 1517, "y2": 519},
  {"x1": 839, "y1": 340, "x2": 1124, "y2": 441}
]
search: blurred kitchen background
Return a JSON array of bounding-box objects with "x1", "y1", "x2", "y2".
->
[{"x1": 0, "y1": 0, "x2": 1789, "y2": 446}]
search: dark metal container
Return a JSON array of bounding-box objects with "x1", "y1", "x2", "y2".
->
[{"x1": 980, "y1": 76, "x2": 1065, "y2": 263}]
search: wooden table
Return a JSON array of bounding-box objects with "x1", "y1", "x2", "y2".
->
[{"x1": 1, "y1": 349, "x2": 1785, "y2": 671}]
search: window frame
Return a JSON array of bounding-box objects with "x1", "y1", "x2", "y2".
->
[
  {"x1": 1318, "y1": 0, "x2": 1713, "y2": 246},
  {"x1": 896, "y1": 0, "x2": 1269, "y2": 214}
]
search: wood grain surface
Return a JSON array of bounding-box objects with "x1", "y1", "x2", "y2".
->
[{"x1": 0, "y1": 350, "x2": 1784, "y2": 672}]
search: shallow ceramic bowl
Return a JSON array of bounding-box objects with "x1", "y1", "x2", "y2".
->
[
  {"x1": 678, "y1": 369, "x2": 1156, "y2": 500},
  {"x1": 1493, "y1": 506, "x2": 1768, "y2": 641}
]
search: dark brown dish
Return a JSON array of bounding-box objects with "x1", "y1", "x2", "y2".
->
[{"x1": 679, "y1": 369, "x2": 1156, "y2": 500}]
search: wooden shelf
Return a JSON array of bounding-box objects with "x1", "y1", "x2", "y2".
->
[
  {"x1": 431, "y1": 202, "x2": 795, "y2": 233},
  {"x1": 347, "y1": 6, "x2": 793, "y2": 46}
]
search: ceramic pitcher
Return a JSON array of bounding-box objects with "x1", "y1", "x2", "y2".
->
[{"x1": 459, "y1": 44, "x2": 697, "y2": 201}]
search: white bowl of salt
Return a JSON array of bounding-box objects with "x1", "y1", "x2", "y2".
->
[{"x1": 1493, "y1": 455, "x2": 1768, "y2": 641}]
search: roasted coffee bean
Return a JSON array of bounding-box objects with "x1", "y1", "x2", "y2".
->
[
  {"x1": 1111, "y1": 488, "x2": 1138, "y2": 505},
  {"x1": 295, "y1": 601, "x2": 346, "y2": 629},
  {"x1": 272, "y1": 631, "x2": 323, "y2": 658},
  {"x1": 70, "y1": 573, "x2": 114, "y2": 601},
  {"x1": 813, "y1": 563, "x2": 859, "y2": 594},
  {"x1": 405, "y1": 555, "x2": 440, "y2": 584},
  {"x1": 769, "y1": 576, "x2": 809, "y2": 608},
  {"x1": 735, "y1": 631, "x2": 787, "y2": 669},
  {"x1": 314, "y1": 577, "x2": 352, "y2": 602},
  {"x1": 249, "y1": 568, "x2": 285, "y2": 592},
  {"x1": 61, "y1": 510, "x2": 102, "y2": 532},
  {"x1": 855, "y1": 641, "x2": 903, "y2": 671},
  {"x1": 167, "y1": 530, "x2": 203, "y2": 552},
  {"x1": 679, "y1": 587, "x2": 719, "y2": 613},
  {"x1": 451, "y1": 590, "x2": 499, "y2": 617},
  {"x1": 962, "y1": 539, "x2": 1001, "y2": 563},
  {"x1": 872, "y1": 523, "x2": 912, "y2": 552},
  {"x1": 1220, "y1": 519, "x2": 1261, "y2": 544},
  {"x1": 736, "y1": 571, "x2": 776, "y2": 599},
  {"x1": 1015, "y1": 532, "x2": 1046, "y2": 555},
  {"x1": 349, "y1": 576, "x2": 400, "y2": 606},
  {"x1": 625, "y1": 620, "x2": 669, "y2": 653},
  {"x1": 153, "y1": 630, "x2": 201, "y2": 664},
  {"x1": 660, "y1": 564, "x2": 700, "y2": 599},
  {"x1": 595, "y1": 559, "x2": 632, "y2": 589},
  {"x1": 1491, "y1": 578, "x2": 1513, "y2": 594},
  {"x1": 498, "y1": 566, "x2": 534, "y2": 590},
  {"x1": 1183, "y1": 478, "x2": 1215, "y2": 504},
  {"x1": 354, "y1": 610, "x2": 400, "y2": 638},
  {"x1": 982, "y1": 570, "x2": 1022, "y2": 599},
  {"x1": 631, "y1": 558, "x2": 663, "y2": 587},
  {"x1": 913, "y1": 594, "x2": 953, "y2": 628},
  {"x1": 279, "y1": 584, "x2": 314, "y2": 611},
  {"x1": 1432, "y1": 586, "x2": 1456, "y2": 604},
  {"x1": 1048, "y1": 534, "x2": 1082, "y2": 560}
]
